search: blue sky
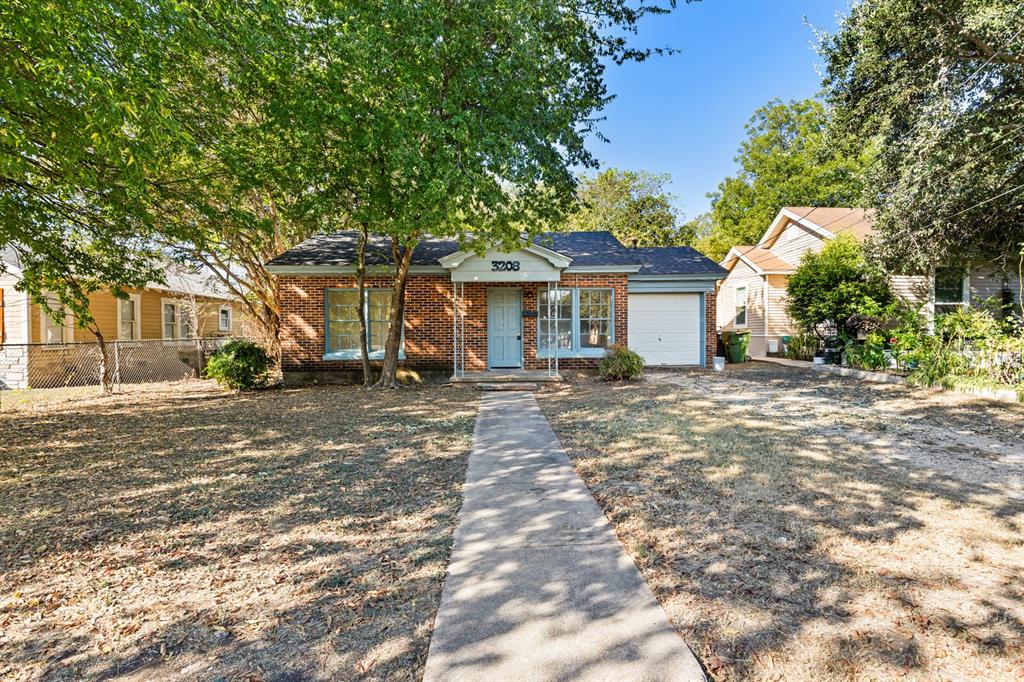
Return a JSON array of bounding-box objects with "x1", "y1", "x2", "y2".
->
[{"x1": 588, "y1": 0, "x2": 850, "y2": 218}]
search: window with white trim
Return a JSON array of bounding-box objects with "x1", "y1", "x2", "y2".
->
[
  {"x1": 934, "y1": 268, "x2": 968, "y2": 317},
  {"x1": 162, "y1": 302, "x2": 177, "y2": 339},
  {"x1": 735, "y1": 286, "x2": 747, "y2": 327},
  {"x1": 118, "y1": 295, "x2": 141, "y2": 340},
  {"x1": 162, "y1": 300, "x2": 196, "y2": 339},
  {"x1": 218, "y1": 304, "x2": 232, "y2": 332},
  {"x1": 324, "y1": 288, "x2": 399, "y2": 358},
  {"x1": 538, "y1": 288, "x2": 614, "y2": 356},
  {"x1": 40, "y1": 300, "x2": 72, "y2": 344}
]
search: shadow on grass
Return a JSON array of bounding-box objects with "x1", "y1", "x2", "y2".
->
[
  {"x1": 539, "y1": 366, "x2": 1024, "y2": 680},
  {"x1": 0, "y1": 382, "x2": 478, "y2": 681}
]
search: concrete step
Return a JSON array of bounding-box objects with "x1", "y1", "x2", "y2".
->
[{"x1": 474, "y1": 382, "x2": 539, "y2": 391}]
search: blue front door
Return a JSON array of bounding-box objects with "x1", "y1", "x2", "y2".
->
[{"x1": 487, "y1": 289, "x2": 522, "y2": 369}]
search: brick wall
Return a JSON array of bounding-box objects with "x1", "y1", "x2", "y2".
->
[
  {"x1": 277, "y1": 273, "x2": 629, "y2": 376},
  {"x1": 704, "y1": 289, "x2": 718, "y2": 368}
]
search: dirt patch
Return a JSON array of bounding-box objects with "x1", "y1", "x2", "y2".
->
[
  {"x1": 538, "y1": 364, "x2": 1024, "y2": 681},
  {"x1": 0, "y1": 381, "x2": 478, "y2": 681}
]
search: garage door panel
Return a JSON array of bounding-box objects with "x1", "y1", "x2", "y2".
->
[{"x1": 628, "y1": 293, "x2": 701, "y2": 366}]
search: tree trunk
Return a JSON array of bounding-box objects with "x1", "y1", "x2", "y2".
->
[
  {"x1": 355, "y1": 224, "x2": 373, "y2": 386},
  {"x1": 376, "y1": 236, "x2": 416, "y2": 388},
  {"x1": 93, "y1": 328, "x2": 113, "y2": 395}
]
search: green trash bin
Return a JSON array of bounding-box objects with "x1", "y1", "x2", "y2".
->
[{"x1": 725, "y1": 329, "x2": 751, "y2": 363}]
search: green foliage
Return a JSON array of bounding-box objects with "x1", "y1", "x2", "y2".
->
[
  {"x1": 821, "y1": 0, "x2": 1024, "y2": 269},
  {"x1": 785, "y1": 235, "x2": 894, "y2": 338},
  {"x1": 567, "y1": 169, "x2": 691, "y2": 247},
  {"x1": 784, "y1": 332, "x2": 820, "y2": 361},
  {"x1": 903, "y1": 308, "x2": 1024, "y2": 391},
  {"x1": 693, "y1": 99, "x2": 868, "y2": 261},
  {"x1": 598, "y1": 344, "x2": 646, "y2": 381},
  {"x1": 844, "y1": 332, "x2": 889, "y2": 371},
  {"x1": 206, "y1": 340, "x2": 274, "y2": 390}
]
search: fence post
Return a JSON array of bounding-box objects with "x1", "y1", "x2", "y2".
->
[
  {"x1": 197, "y1": 338, "x2": 204, "y2": 378},
  {"x1": 113, "y1": 340, "x2": 121, "y2": 391}
]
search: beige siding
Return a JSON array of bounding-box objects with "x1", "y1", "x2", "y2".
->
[
  {"x1": 717, "y1": 260, "x2": 765, "y2": 334},
  {"x1": 890, "y1": 275, "x2": 930, "y2": 312},
  {"x1": 1, "y1": 274, "x2": 30, "y2": 344},
  {"x1": 765, "y1": 274, "x2": 795, "y2": 337},
  {"x1": 764, "y1": 223, "x2": 825, "y2": 267}
]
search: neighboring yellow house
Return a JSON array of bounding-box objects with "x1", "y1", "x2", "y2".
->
[
  {"x1": 1, "y1": 248, "x2": 246, "y2": 389},
  {"x1": 716, "y1": 207, "x2": 1022, "y2": 357}
]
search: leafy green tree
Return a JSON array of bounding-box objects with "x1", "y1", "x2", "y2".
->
[
  {"x1": 820, "y1": 0, "x2": 1024, "y2": 271},
  {"x1": 567, "y1": 169, "x2": 690, "y2": 246},
  {"x1": 786, "y1": 235, "x2": 894, "y2": 339},
  {"x1": 296, "y1": 0, "x2": 675, "y2": 387},
  {"x1": 695, "y1": 99, "x2": 868, "y2": 261},
  {"x1": 0, "y1": 0, "x2": 246, "y2": 390}
]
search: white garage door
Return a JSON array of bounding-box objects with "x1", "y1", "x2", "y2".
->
[{"x1": 628, "y1": 293, "x2": 702, "y2": 366}]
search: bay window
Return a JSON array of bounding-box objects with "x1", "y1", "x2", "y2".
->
[{"x1": 538, "y1": 288, "x2": 614, "y2": 357}]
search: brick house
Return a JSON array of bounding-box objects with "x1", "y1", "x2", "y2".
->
[{"x1": 268, "y1": 231, "x2": 726, "y2": 383}]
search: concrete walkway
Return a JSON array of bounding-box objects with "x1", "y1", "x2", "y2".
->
[{"x1": 423, "y1": 391, "x2": 706, "y2": 682}]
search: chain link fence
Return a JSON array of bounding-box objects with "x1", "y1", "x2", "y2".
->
[{"x1": 0, "y1": 337, "x2": 245, "y2": 393}]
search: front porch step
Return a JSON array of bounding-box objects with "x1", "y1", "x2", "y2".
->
[
  {"x1": 474, "y1": 382, "x2": 539, "y2": 391},
  {"x1": 450, "y1": 371, "x2": 562, "y2": 384}
]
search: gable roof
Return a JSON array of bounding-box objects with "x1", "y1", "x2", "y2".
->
[
  {"x1": 1, "y1": 246, "x2": 23, "y2": 274},
  {"x1": 721, "y1": 246, "x2": 795, "y2": 275},
  {"x1": 759, "y1": 207, "x2": 876, "y2": 248},
  {"x1": 267, "y1": 231, "x2": 725, "y2": 278}
]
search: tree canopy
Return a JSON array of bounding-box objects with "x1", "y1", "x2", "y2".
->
[
  {"x1": 786, "y1": 235, "x2": 894, "y2": 339},
  {"x1": 820, "y1": 0, "x2": 1024, "y2": 271},
  {"x1": 566, "y1": 169, "x2": 690, "y2": 246},
  {"x1": 693, "y1": 98, "x2": 868, "y2": 262}
]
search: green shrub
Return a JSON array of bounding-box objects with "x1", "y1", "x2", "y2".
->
[
  {"x1": 598, "y1": 344, "x2": 645, "y2": 380},
  {"x1": 844, "y1": 332, "x2": 889, "y2": 371},
  {"x1": 206, "y1": 339, "x2": 274, "y2": 390},
  {"x1": 784, "y1": 332, "x2": 819, "y2": 361}
]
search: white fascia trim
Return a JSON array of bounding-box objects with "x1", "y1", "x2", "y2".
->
[
  {"x1": 737, "y1": 253, "x2": 766, "y2": 275},
  {"x1": 566, "y1": 264, "x2": 641, "y2": 274},
  {"x1": 438, "y1": 239, "x2": 572, "y2": 269},
  {"x1": 757, "y1": 208, "x2": 835, "y2": 247}
]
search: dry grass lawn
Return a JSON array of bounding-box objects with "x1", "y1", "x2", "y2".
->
[
  {"x1": 0, "y1": 381, "x2": 478, "y2": 681},
  {"x1": 538, "y1": 363, "x2": 1024, "y2": 682}
]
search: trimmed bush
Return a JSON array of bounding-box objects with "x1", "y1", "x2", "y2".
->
[
  {"x1": 206, "y1": 339, "x2": 273, "y2": 390},
  {"x1": 598, "y1": 344, "x2": 645, "y2": 380}
]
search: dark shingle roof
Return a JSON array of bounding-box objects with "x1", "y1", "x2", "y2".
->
[
  {"x1": 630, "y1": 246, "x2": 728, "y2": 276},
  {"x1": 266, "y1": 232, "x2": 461, "y2": 267},
  {"x1": 268, "y1": 230, "x2": 724, "y2": 277}
]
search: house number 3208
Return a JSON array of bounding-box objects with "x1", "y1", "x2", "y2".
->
[{"x1": 491, "y1": 260, "x2": 521, "y2": 272}]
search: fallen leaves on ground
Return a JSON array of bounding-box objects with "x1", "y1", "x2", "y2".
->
[{"x1": 0, "y1": 381, "x2": 478, "y2": 681}]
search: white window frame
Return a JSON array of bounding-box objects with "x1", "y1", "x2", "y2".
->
[
  {"x1": 116, "y1": 293, "x2": 142, "y2": 341},
  {"x1": 323, "y1": 288, "x2": 404, "y2": 360},
  {"x1": 161, "y1": 298, "x2": 196, "y2": 340},
  {"x1": 39, "y1": 297, "x2": 74, "y2": 345},
  {"x1": 537, "y1": 287, "x2": 615, "y2": 358},
  {"x1": 218, "y1": 304, "x2": 232, "y2": 332},
  {"x1": 933, "y1": 268, "x2": 970, "y2": 316},
  {"x1": 735, "y1": 285, "x2": 748, "y2": 328}
]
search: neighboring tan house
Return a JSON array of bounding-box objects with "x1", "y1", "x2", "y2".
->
[
  {"x1": 716, "y1": 207, "x2": 1022, "y2": 357},
  {"x1": 1, "y1": 247, "x2": 245, "y2": 389},
  {"x1": 267, "y1": 231, "x2": 726, "y2": 383}
]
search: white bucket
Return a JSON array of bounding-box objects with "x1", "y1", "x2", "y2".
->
[{"x1": 712, "y1": 356, "x2": 726, "y2": 372}]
